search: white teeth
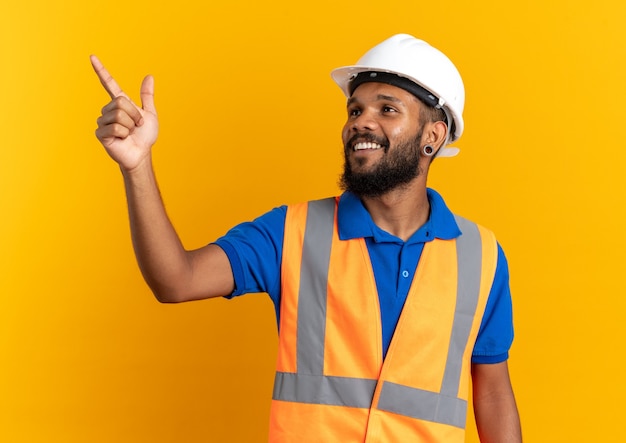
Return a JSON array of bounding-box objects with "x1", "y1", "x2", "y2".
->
[{"x1": 354, "y1": 142, "x2": 382, "y2": 151}]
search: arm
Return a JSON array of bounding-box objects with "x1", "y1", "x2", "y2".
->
[
  {"x1": 471, "y1": 361, "x2": 522, "y2": 442},
  {"x1": 91, "y1": 56, "x2": 234, "y2": 303}
]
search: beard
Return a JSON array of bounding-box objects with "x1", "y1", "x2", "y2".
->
[{"x1": 340, "y1": 129, "x2": 424, "y2": 198}]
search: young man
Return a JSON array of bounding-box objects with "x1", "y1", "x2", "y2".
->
[{"x1": 92, "y1": 34, "x2": 522, "y2": 442}]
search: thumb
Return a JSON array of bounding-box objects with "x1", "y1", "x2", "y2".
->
[{"x1": 140, "y1": 75, "x2": 156, "y2": 114}]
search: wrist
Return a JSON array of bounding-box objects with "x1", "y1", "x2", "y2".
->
[
  {"x1": 120, "y1": 154, "x2": 153, "y2": 179},
  {"x1": 120, "y1": 155, "x2": 158, "y2": 197}
]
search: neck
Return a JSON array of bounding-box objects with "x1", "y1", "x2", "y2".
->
[{"x1": 360, "y1": 179, "x2": 430, "y2": 242}]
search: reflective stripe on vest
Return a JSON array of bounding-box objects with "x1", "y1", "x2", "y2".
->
[{"x1": 273, "y1": 197, "x2": 491, "y2": 433}]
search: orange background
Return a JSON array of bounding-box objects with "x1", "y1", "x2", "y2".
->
[{"x1": 2, "y1": 0, "x2": 625, "y2": 441}]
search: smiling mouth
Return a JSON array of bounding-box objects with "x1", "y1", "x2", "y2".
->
[{"x1": 353, "y1": 142, "x2": 384, "y2": 151}]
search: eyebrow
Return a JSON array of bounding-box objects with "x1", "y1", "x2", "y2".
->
[
  {"x1": 347, "y1": 94, "x2": 404, "y2": 106},
  {"x1": 377, "y1": 94, "x2": 402, "y2": 103}
]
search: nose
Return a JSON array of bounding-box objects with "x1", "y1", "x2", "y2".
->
[{"x1": 350, "y1": 109, "x2": 379, "y2": 132}]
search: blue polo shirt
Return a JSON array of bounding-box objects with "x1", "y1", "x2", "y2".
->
[{"x1": 215, "y1": 189, "x2": 513, "y2": 364}]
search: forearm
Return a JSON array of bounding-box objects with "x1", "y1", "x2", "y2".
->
[
  {"x1": 92, "y1": 58, "x2": 234, "y2": 302},
  {"x1": 122, "y1": 157, "x2": 194, "y2": 302},
  {"x1": 472, "y1": 362, "x2": 522, "y2": 442}
]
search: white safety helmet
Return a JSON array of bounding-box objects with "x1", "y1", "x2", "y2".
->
[{"x1": 331, "y1": 34, "x2": 465, "y2": 157}]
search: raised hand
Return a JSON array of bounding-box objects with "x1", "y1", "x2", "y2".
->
[{"x1": 91, "y1": 55, "x2": 159, "y2": 172}]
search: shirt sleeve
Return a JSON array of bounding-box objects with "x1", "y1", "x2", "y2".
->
[
  {"x1": 471, "y1": 243, "x2": 515, "y2": 364},
  {"x1": 212, "y1": 206, "x2": 286, "y2": 309}
]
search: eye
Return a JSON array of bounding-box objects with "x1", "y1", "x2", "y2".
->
[
  {"x1": 348, "y1": 107, "x2": 361, "y2": 118},
  {"x1": 382, "y1": 105, "x2": 397, "y2": 113}
]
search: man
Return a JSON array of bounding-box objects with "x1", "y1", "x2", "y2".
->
[{"x1": 92, "y1": 34, "x2": 522, "y2": 442}]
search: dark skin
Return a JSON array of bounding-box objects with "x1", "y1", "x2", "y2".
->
[
  {"x1": 92, "y1": 57, "x2": 521, "y2": 442},
  {"x1": 341, "y1": 82, "x2": 446, "y2": 241}
]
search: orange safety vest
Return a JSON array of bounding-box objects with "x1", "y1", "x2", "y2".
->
[{"x1": 270, "y1": 197, "x2": 498, "y2": 442}]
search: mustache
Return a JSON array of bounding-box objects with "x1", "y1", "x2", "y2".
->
[{"x1": 345, "y1": 132, "x2": 389, "y2": 150}]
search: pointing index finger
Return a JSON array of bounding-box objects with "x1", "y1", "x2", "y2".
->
[{"x1": 90, "y1": 55, "x2": 126, "y2": 99}]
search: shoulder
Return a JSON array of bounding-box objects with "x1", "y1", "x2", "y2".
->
[
  {"x1": 215, "y1": 205, "x2": 288, "y2": 251},
  {"x1": 453, "y1": 214, "x2": 497, "y2": 247},
  {"x1": 286, "y1": 197, "x2": 338, "y2": 211}
]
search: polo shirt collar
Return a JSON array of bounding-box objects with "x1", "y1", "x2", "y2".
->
[{"x1": 337, "y1": 188, "x2": 461, "y2": 244}]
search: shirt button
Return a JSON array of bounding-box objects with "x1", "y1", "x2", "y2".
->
[{"x1": 402, "y1": 270, "x2": 409, "y2": 278}]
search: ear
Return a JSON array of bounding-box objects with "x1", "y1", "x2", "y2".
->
[{"x1": 422, "y1": 120, "x2": 449, "y2": 154}]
